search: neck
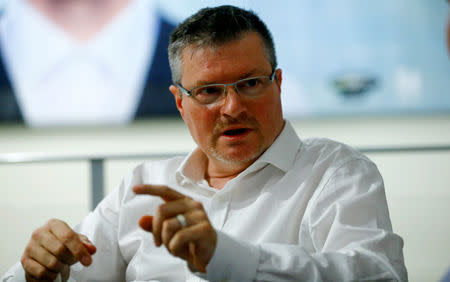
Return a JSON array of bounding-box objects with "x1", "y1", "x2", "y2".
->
[
  {"x1": 205, "y1": 158, "x2": 252, "y2": 190},
  {"x1": 29, "y1": 0, "x2": 131, "y2": 42}
]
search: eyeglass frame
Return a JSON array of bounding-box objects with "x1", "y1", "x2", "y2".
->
[{"x1": 175, "y1": 69, "x2": 278, "y2": 105}]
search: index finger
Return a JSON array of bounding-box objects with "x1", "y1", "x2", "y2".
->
[
  {"x1": 47, "y1": 220, "x2": 93, "y2": 266},
  {"x1": 133, "y1": 184, "x2": 186, "y2": 202}
]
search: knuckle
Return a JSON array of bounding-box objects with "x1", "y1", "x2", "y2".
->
[
  {"x1": 191, "y1": 209, "x2": 206, "y2": 221},
  {"x1": 194, "y1": 209, "x2": 205, "y2": 218},
  {"x1": 47, "y1": 218, "x2": 59, "y2": 227},
  {"x1": 192, "y1": 201, "x2": 203, "y2": 209},
  {"x1": 200, "y1": 212, "x2": 208, "y2": 221},
  {"x1": 24, "y1": 244, "x2": 33, "y2": 255},
  {"x1": 54, "y1": 242, "x2": 66, "y2": 255},
  {"x1": 197, "y1": 221, "x2": 208, "y2": 231},
  {"x1": 156, "y1": 205, "x2": 165, "y2": 217},
  {"x1": 72, "y1": 240, "x2": 88, "y2": 257},
  {"x1": 72, "y1": 246, "x2": 85, "y2": 258},
  {"x1": 205, "y1": 222, "x2": 215, "y2": 234},
  {"x1": 47, "y1": 257, "x2": 60, "y2": 270},
  {"x1": 30, "y1": 229, "x2": 41, "y2": 240},
  {"x1": 35, "y1": 267, "x2": 48, "y2": 279},
  {"x1": 201, "y1": 221, "x2": 211, "y2": 229},
  {"x1": 60, "y1": 230, "x2": 77, "y2": 244},
  {"x1": 175, "y1": 232, "x2": 186, "y2": 242},
  {"x1": 20, "y1": 256, "x2": 28, "y2": 268}
]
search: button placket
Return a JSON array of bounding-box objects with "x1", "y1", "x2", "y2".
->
[{"x1": 211, "y1": 190, "x2": 234, "y2": 231}]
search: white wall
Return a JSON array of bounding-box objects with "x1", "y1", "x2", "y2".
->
[{"x1": 1, "y1": 115, "x2": 449, "y2": 281}]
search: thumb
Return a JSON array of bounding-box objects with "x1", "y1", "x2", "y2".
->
[
  {"x1": 61, "y1": 264, "x2": 70, "y2": 282},
  {"x1": 139, "y1": 215, "x2": 154, "y2": 232}
]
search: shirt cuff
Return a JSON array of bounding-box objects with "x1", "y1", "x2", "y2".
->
[{"x1": 206, "y1": 231, "x2": 260, "y2": 282}]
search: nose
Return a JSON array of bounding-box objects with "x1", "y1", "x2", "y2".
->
[{"x1": 219, "y1": 85, "x2": 247, "y2": 118}]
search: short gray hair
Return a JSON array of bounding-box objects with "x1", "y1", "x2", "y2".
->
[{"x1": 168, "y1": 5, "x2": 277, "y2": 85}]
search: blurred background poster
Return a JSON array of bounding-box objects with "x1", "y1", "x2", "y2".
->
[{"x1": 0, "y1": 0, "x2": 448, "y2": 127}]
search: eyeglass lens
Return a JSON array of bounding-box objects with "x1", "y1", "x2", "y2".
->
[{"x1": 193, "y1": 76, "x2": 271, "y2": 104}]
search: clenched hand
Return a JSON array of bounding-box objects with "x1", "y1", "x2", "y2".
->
[{"x1": 21, "y1": 219, "x2": 96, "y2": 281}]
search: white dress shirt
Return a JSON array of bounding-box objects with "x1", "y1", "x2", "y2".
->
[
  {"x1": 0, "y1": 0, "x2": 157, "y2": 126},
  {"x1": 2, "y1": 121, "x2": 408, "y2": 281}
]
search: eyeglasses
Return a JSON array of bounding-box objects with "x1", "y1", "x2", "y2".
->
[{"x1": 176, "y1": 69, "x2": 277, "y2": 105}]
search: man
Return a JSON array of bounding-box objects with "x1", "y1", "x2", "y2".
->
[
  {"x1": 0, "y1": 0, "x2": 177, "y2": 126},
  {"x1": 2, "y1": 5, "x2": 407, "y2": 281}
]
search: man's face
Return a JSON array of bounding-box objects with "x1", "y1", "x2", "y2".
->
[{"x1": 170, "y1": 32, "x2": 285, "y2": 166}]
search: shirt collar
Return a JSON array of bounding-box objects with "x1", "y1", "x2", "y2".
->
[
  {"x1": 2, "y1": 0, "x2": 157, "y2": 87},
  {"x1": 2, "y1": 0, "x2": 73, "y2": 86},
  {"x1": 250, "y1": 121, "x2": 302, "y2": 173},
  {"x1": 176, "y1": 147, "x2": 208, "y2": 185},
  {"x1": 175, "y1": 121, "x2": 302, "y2": 185}
]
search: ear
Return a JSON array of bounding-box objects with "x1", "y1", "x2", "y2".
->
[
  {"x1": 169, "y1": 85, "x2": 184, "y2": 117},
  {"x1": 275, "y1": 68, "x2": 282, "y2": 92}
]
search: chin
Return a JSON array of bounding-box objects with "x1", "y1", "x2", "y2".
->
[{"x1": 210, "y1": 145, "x2": 265, "y2": 165}]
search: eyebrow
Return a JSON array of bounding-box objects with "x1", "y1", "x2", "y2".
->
[{"x1": 191, "y1": 69, "x2": 267, "y2": 87}]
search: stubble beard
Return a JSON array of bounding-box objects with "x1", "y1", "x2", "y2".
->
[
  {"x1": 207, "y1": 114, "x2": 267, "y2": 165},
  {"x1": 208, "y1": 132, "x2": 266, "y2": 165}
]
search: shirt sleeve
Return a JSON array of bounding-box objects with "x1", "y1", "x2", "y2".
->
[
  {"x1": 1, "y1": 263, "x2": 77, "y2": 282},
  {"x1": 67, "y1": 177, "x2": 129, "y2": 281},
  {"x1": 205, "y1": 158, "x2": 408, "y2": 282},
  {"x1": 1, "y1": 262, "x2": 26, "y2": 282}
]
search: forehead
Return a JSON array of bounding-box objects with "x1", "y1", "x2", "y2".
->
[{"x1": 180, "y1": 32, "x2": 272, "y2": 85}]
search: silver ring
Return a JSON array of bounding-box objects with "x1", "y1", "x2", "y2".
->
[{"x1": 176, "y1": 214, "x2": 187, "y2": 228}]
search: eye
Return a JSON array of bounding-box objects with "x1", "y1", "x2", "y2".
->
[
  {"x1": 192, "y1": 85, "x2": 224, "y2": 104},
  {"x1": 237, "y1": 78, "x2": 263, "y2": 90},
  {"x1": 196, "y1": 85, "x2": 223, "y2": 96},
  {"x1": 243, "y1": 78, "x2": 259, "y2": 87}
]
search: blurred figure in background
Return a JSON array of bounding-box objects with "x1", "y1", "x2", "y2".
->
[
  {"x1": 0, "y1": 0, "x2": 178, "y2": 126},
  {"x1": 447, "y1": 3, "x2": 450, "y2": 56}
]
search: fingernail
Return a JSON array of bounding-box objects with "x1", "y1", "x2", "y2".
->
[{"x1": 81, "y1": 255, "x2": 92, "y2": 266}]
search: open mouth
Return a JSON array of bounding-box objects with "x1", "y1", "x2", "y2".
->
[{"x1": 223, "y1": 128, "x2": 250, "y2": 136}]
